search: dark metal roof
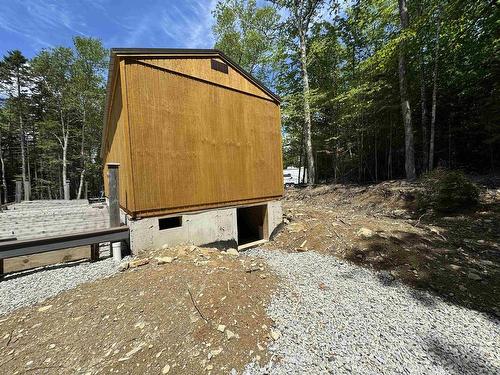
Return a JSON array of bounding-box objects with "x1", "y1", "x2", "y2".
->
[{"x1": 101, "y1": 48, "x2": 281, "y2": 158}]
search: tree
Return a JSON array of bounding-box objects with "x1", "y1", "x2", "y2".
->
[
  {"x1": 397, "y1": 0, "x2": 416, "y2": 180},
  {"x1": 0, "y1": 50, "x2": 31, "y2": 198},
  {"x1": 428, "y1": 5, "x2": 441, "y2": 171},
  {"x1": 32, "y1": 47, "x2": 76, "y2": 199},
  {"x1": 212, "y1": 0, "x2": 280, "y2": 86},
  {"x1": 271, "y1": 0, "x2": 326, "y2": 184},
  {"x1": 72, "y1": 37, "x2": 107, "y2": 199}
]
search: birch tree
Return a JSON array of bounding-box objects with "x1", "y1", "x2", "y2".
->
[
  {"x1": 271, "y1": 0, "x2": 326, "y2": 184},
  {"x1": 72, "y1": 37, "x2": 107, "y2": 199},
  {"x1": 32, "y1": 47, "x2": 76, "y2": 199}
]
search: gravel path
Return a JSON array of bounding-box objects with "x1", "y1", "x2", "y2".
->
[
  {"x1": 0, "y1": 258, "x2": 120, "y2": 315},
  {"x1": 244, "y1": 249, "x2": 500, "y2": 375}
]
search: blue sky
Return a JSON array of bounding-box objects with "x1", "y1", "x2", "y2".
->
[{"x1": 0, "y1": 0, "x2": 220, "y2": 58}]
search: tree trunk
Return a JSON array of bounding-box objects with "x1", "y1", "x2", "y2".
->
[
  {"x1": 397, "y1": 0, "x2": 416, "y2": 181},
  {"x1": 428, "y1": 9, "x2": 441, "y2": 171},
  {"x1": 0, "y1": 143, "x2": 6, "y2": 204},
  {"x1": 62, "y1": 135, "x2": 69, "y2": 200},
  {"x1": 419, "y1": 51, "x2": 429, "y2": 172},
  {"x1": 76, "y1": 105, "x2": 86, "y2": 199},
  {"x1": 299, "y1": 31, "x2": 315, "y2": 185}
]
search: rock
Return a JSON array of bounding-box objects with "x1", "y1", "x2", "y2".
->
[
  {"x1": 162, "y1": 364, "x2": 171, "y2": 374},
  {"x1": 37, "y1": 305, "x2": 52, "y2": 312},
  {"x1": 118, "y1": 262, "x2": 130, "y2": 272},
  {"x1": 134, "y1": 322, "x2": 146, "y2": 329},
  {"x1": 208, "y1": 347, "x2": 223, "y2": 359},
  {"x1": 156, "y1": 256, "x2": 174, "y2": 265},
  {"x1": 270, "y1": 329, "x2": 281, "y2": 341},
  {"x1": 217, "y1": 324, "x2": 226, "y2": 332},
  {"x1": 357, "y1": 228, "x2": 375, "y2": 239},
  {"x1": 226, "y1": 329, "x2": 236, "y2": 340},
  {"x1": 129, "y1": 259, "x2": 150, "y2": 268},
  {"x1": 449, "y1": 264, "x2": 461, "y2": 271},
  {"x1": 467, "y1": 272, "x2": 482, "y2": 281},
  {"x1": 226, "y1": 248, "x2": 239, "y2": 256},
  {"x1": 118, "y1": 342, "x2": 146, "y2": 361}
]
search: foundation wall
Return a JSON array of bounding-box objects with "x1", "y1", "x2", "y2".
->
[{"x1": 125, "y1": 200, "x2": 282, "y2": 253}]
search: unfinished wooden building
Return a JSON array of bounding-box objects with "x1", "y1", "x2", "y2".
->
[{"x1": 102, "y1": 48, "x2": 283, "y2": 252}]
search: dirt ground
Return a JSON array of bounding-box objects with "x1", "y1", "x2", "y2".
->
[
  {"x1": 265, "y1": 179, "x2": 500, "y2": 317},
  {"x1": 0, "y1": 179, "x2": 498, "y2": 374},
  {"x1": 0, "y1": 246, "x2": 277, "y2": 374}
]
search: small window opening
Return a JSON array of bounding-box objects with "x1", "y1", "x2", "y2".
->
[
  {"x1": 211, "y1": 59, "x2": 228, "y2": 74},
  {"x1": 237, "y1": 205, "x2": 267, "y2": 246},
  {"x1": 159, "y1": 216, "x2": 182, "y2": 230}
]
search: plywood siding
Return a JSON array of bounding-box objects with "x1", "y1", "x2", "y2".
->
[
  {"x1": 103, "y1": 63, "x2": 135, "y2": 213},
  {"x1": 138, "y1": 58, "x2": 274, "y2": 102},
  {"x1": 125, "y1": 59, "x2": 283, "y2": 216}
]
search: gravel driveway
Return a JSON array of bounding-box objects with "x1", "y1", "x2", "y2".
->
[
  {"x1": 245, "y1": 249, "x2": 500, "y2": 375},
  {"x1": 0, "y1": 257, "x2": 119, "y2": 315}
]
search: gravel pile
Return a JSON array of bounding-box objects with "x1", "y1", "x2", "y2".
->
[
  {"x1": 244, "y1": 249, "x2": 500, "y2": 375},
  {"x1": 0, "y1": 257, "x2": 120, "y2": 315}
]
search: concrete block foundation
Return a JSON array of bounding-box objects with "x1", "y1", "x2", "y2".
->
[{"x1": 125, "y1": 200, "x2": 282, "y2": 254}]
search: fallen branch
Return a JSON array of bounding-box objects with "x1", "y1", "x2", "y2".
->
[{"x1": 187, "y1": 287, "x2": 208, "y2": 323}]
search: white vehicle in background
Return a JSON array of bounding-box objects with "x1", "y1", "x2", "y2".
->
[{"x1": 283, "y1": 167, "x2": 305, "y2": 186}]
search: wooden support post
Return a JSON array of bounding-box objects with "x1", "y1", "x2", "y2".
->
[
  {"x1": 107, "y1": 163, "x2": 121, "y2": 262},
  {"x1": 90, "y1": 243, "x2": 100, "y2": 262},
  {"x1": 64, "y1": 180, "x2": 70, "y2": 200},
  {"x1": 15, "y1": 180, "x2": 22, "y2": 203},
  {"x1": 84, "y1": 181, "x2": 89, "y2": 200},
  {"x1": 24, "y1": 181, "x2": 31, "y2": 201}
]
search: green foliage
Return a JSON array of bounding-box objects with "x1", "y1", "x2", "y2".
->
[
  {"x1": 417, "y1": 169, "x2": 479, "y2": 213},
  {"x1": 212, "y1": 0, "x2": 280, "y2": 85}
]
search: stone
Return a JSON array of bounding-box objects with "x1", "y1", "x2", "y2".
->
[
  {"x1": 162, "y1": 364, "x2": 171, "y2": 374},
  {"x1": 467, "y1": 272, "x2": 482, "y2": 281},
  {"x1": 208, "y1": 347, "x2": 223, "y2": 359},
  {"x1": 156, "y1": 257, "x2": 174, "y2": 265},
  {"x1": 134, "y1": 322, "x2": 146, "y2": 330},
  {"x1": 217, "y1": 324, "x2": 226, "y2": 333},
  {"x1": 226, "y1": 248, "x2": 239, "y2": 256},
  {"x1": 38, "y1": 305, "x2": 52, "y2": 312},
  {"x1": 449, "y1": 264, "x2": 461, "y2": 271},
  {"x1": 357, "y1": 228, "x2": 375, "y2": 239},
  {"x1": 117, "y1": 262, "x2": 129, "y2": 272},
  {"x1": 270, "y1": 329, "x2": 281, "y2": 341},
  {"x1": 129, "y1": 259, "x2": 149, "y2": 268},
  {"x1": 226, "y1": 329, "x2": 236, "y2": 340}
]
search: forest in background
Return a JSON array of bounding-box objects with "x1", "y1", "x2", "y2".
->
[{"x1": 0, "y1": 0, "x2": 498, "y2": 203}]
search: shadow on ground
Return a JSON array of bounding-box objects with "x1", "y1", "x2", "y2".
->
[
  {"x1": 425, "y1": 337, "x2": 500, "y2": 375},
  {"x1": 345, "y1": 203, "x2": 500, "y2": 318}
]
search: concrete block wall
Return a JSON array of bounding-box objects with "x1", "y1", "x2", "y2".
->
[{"x1": 126, "y1": 200, "x2": 282, "y2": 253}]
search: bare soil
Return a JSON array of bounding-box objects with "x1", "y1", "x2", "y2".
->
[
  {"x1": 0, "y1": 246, "x2": 276, "y2": 374},
  {"x1": 0, "y1": 179, "x2": 498, "y2": 374},
  {"x1": 265, "y1": 180, "x2": 500, "y2": 317}
]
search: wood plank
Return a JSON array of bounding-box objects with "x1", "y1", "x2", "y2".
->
[
  {"x1": 124, "y1": 61, "x2": 284, "y2": 215},
  {"x1": 139, "y1": 57, "x2": 275, "y2": 102},
  {"x1": 3, "y1": 246, "x2": 90, "y2": 273}
]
